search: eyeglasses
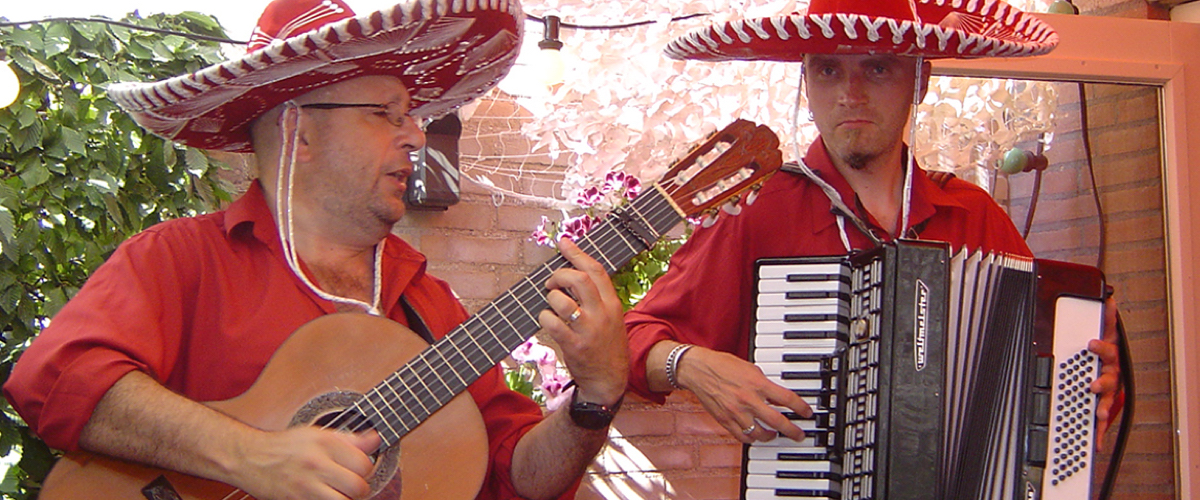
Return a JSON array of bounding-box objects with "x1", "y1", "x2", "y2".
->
[{"x1": 299, "y1": 102, "x2": 412, "y2": 128}]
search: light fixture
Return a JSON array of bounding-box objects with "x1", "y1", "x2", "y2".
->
[
  {"x1": 537, "y1": 15, "x2": 565, "y2": 86},
  {"x1": 0, "y1": 48, "x2": 20, "y2": 109}
]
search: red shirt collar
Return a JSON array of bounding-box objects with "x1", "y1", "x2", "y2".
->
[
  {"x1": 221, "y1": 180, "x2": 429, "y2": 314},
  {"x1": 802, "y1": 138, "x2": 967, "y2": 239}
]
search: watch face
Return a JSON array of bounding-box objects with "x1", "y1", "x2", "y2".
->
[
  {"x1": 569, "y1": 401, "x2": 614, "y2": 430},
  {"x1": 568, "y1": 390, "x2": 622, "y2": 430}
]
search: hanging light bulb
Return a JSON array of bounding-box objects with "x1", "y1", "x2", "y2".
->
[
  {"x1": 538, "y1": 15, "x2": 565, "y2": 86},
  {"x1": 0, "y1": 48, "x2": 20, "y2": 109}
]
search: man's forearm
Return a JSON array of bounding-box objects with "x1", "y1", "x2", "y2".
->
[
  {"x1": 509, "y1": 405, "x2": 610, "y2": 500},
  {"x1": 78, "y1": 370, "x2": 250, "y2": 484}
]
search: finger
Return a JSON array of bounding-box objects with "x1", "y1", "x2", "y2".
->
[
  {"x1": 543, "y1": 288, "x2": 582, "y2": 324},
  {"x1": 552, "y1": 238, "x2": 617, "y2": 303},
  {"x1": 330, "y1": 432, "x2": 379, "y2": 478},
  {"x1": 1088, "y1": 339, "x2": 1119, "y2": 366}
]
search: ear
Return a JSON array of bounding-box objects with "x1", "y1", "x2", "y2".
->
[
  {"x1": 917, "y1": 60, "x2": 934, "y2": 102},
  {"x1": 281, "y1": 103, "x2": 316, "y2": 163}
]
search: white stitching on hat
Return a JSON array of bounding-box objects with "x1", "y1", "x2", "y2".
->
[
  {"x1": 713, "y1": 24, "x2": 734, "y2": 44},
  {"x1": 730, "y1": 20, "x2": 752, "y2": 43},
  {"x1": 913, "y1": 22, "x2": 934, "y2": 49},
  {"x1": 888, "y1": 19, "x2": 910, "y2": 45},
  {"x1": 836, "y1": 14, "x2": 859, "y2": 41},
  {"x1": 862, "y1": 16, "x2": 885, "y2": 42},
  {"x1": 771, "y1": 16, "x2": 790, "y2": 41},
  {"x1": 933, "y1": 26, "x2": 953, "y2": 51},
  {"x1": 811, "y1": 14, "x2": 836, "y2": 39},
  {"x1": 744, "y1": 19, "x2": 771, "y2": 40},
  {"x1": 696, "y1": 30, "x2": 721, "y2": 51},
  {"x1": 790, "y1": 16, "x2": 812, "y2": 39}
]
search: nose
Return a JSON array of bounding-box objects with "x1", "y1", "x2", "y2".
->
[
  {"x1": 838, "y1": 73, "x2": 869, "y2": 107},
  {"x1": 395, "y1": 116, "x2": 426, "y2": 153}
]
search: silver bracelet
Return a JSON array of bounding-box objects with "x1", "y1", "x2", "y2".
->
[{"x1": 665, "y1": 343, "x2": 694, "y2": 390}]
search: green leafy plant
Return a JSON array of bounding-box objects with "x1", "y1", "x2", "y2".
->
[
  {"x1": 0, "y1": 13, "x2": 232, "y2": 498},
  {"x1": 611, "y1": 235, "x2": 685, "y2": 311}
]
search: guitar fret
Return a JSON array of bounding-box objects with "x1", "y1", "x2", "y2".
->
[
  {"x1": 359, "y1": 388, "x2": 403, "y2": 445},
  {"x1": 416, "y1": 354, "x2": 454, "y2": 402},
  {"x1": 436, "y1": 338, "x2": 472, "y2": 387}
]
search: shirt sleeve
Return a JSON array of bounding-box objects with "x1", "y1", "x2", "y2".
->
[
  {"x1": 3, "y1": 229, "x2": 196, "y2": 451},
  {"x1": 624, "y1": 205, "x2": 760, "y2": 402}
]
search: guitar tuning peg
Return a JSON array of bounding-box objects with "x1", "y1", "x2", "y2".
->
[
  {"x1": 700, "y1": 209, "x2": 719, "y2": 228},
  {"x1": 721, "y1": 201, "x2": 742, "y2": 216},
  {"x1": 745, "y1": 189, "x2": 760, "y2": 206}
]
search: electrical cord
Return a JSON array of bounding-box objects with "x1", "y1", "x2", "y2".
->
[
  {"x1": 1097, "y1": 309, "x2": 1134, "y2": 500},
  {"x1": 525, "y1": 12, "x2": 711, "y2": 31}
]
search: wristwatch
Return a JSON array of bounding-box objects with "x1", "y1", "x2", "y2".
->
[{"x1": 567, "y1": 383, "x2": 623, "y2": 430}]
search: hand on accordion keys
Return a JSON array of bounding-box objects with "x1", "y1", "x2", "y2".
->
[{"x1": 669, "y1": 343, "x2": 815, "y2": 444}]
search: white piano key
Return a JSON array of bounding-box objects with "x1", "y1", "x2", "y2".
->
[
  {"x1": 755, "y1": 303, "x2": 846, "y2": 320},
  {"x1": 757, "y1": 294, "x2": 845, "y2": 307},
  {"x1": 747, "y1": 460, "x2": 841, "y2": 476},
  {"x1": 753, "y1": 335, "x2": 843, "y2": 350},
  {"x1": 757, "y1": 361, "x2": 823, "y2": 376},
  {"x1": 748, "y1": 445, "x2": 831, "y2": 461},
  {"x1": 745, "y1": 474, "x2": 841, "y2": 492},
  {"x1": 758, "y1": 280, "x2": 847, "y2": 293},
  {"x1": 756, "y1": 320, "x2": 846, "y2": 334},
  {"x1": 758, "y1": 262, "x2": 847, "y2": 279}
]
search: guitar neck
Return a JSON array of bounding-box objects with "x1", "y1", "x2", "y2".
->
[{"x1": 354, "y1": 187, "x2": 684, "y2": 446}]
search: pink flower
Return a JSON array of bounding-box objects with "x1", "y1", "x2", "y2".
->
[
  {"x1": 623, "y1": 175, "x2": 642, "y2": 199},
  {"x1": 529, "y1": 216, "x2": 556, "y2": 247},
  {"x1": 511, "y1": 338, "x2": 556, "y2": 365},
  {"x1": 571, "y1": 186, "x2": 602, "y2": 208},
  {"x1": 541, "y1": 372, "x2": 574, "y2": 412},
  {"x1": 559, "y1": 214, "x2": 597, "y2": 242}
]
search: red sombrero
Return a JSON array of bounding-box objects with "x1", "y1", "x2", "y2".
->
[
  {"x1": 107, "y1": 0, "x2": 523, "y2": 152},
  {"x1": 665, "y1": 0, "x2": 1057, "y2": 62}
]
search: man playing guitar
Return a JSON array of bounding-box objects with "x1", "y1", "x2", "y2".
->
[{"x1": 4, "y1": 0, "x2": 631, "y2": 498}]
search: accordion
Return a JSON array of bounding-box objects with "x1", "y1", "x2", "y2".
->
[{"x1": 743, "y1": 240, "x2": 1107, "y2": 500}]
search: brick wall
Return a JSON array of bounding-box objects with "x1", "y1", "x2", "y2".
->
[{"x1": 998, "y1": 80, "x2": 1174, "y2": 499}]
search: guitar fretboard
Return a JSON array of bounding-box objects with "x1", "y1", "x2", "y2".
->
[{"x1": 346, "y1": 186, "x2": 684, "y2": 446}]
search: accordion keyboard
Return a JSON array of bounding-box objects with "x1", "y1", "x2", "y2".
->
[{"x1": 747, "y1": 258, "x2": 851, "y2": 499}]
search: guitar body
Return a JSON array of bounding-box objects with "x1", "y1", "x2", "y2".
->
[{"x1": 40, "y1": 314, "x2": 489, "y2": 500}]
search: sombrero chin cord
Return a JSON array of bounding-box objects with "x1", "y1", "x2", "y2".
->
[{"x1": 275, "y1": 101, "x2": 384, "y2": 315}]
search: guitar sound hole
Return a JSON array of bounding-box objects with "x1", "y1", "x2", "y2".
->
[{"x1": 291, "y1": 391, "x2": 402, "y2": 498}]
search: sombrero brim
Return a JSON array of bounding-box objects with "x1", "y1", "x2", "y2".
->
[
  {"x1": 665, "y1": 0, "x2": 1057, "y2": 63},
  {"x1": 107, "y1": 0, "x2": 523, "y2": 152}
]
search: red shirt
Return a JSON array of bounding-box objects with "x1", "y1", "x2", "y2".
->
[
  {"x1": 4, "y1": 182, "x2": 555, "y2": 499},
  {"x1": 624, "y1": 139, "x2": 1033, "y2": 401}
]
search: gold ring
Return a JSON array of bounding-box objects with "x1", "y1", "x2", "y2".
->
[{"x1": 568, "y1": 308, "x2": 582, "y2": 322}]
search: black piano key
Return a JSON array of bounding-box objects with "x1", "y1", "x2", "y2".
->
[
  {"x1": 784, "y1": 290, "x2": 851, "y2": 301},
  {"x1": 774, "y1": 489, "x2": 841, "y2": 499},
  {"x1": 776, "y1": 471, "x2": 843, "y2": 481},
  {"x1": 775, "y1": 451, "x2": 831, "y2": 461},
  {"x1": 782, "y1": 330, "x2": 848, "y2": 341},
  {"x1": 785, "y1": 273, "x2": 850, "y2": 284},
  {"x1": 783, "y1": 313, "x2": 850, "y2": 324}
]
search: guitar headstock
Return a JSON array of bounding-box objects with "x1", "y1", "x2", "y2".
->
[{"x1": 656, "y1": 119, "x2": 783, "y2": 218}]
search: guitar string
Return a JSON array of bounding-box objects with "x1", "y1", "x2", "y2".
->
[
  {"x1": 319, "y1": 183, "x2": 688, "y2": 440},
  {"x1": 320, "y1": 188, "x2": 683, "y2": 440}
]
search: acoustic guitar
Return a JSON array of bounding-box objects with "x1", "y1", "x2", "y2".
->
[{"x1": 37, "y1": 119, "x2": 784, "y2": 500}]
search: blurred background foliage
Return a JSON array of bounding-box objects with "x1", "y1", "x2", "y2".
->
[{"x1": 0, "y1": 12, "x2": 232, "y2": 497}]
